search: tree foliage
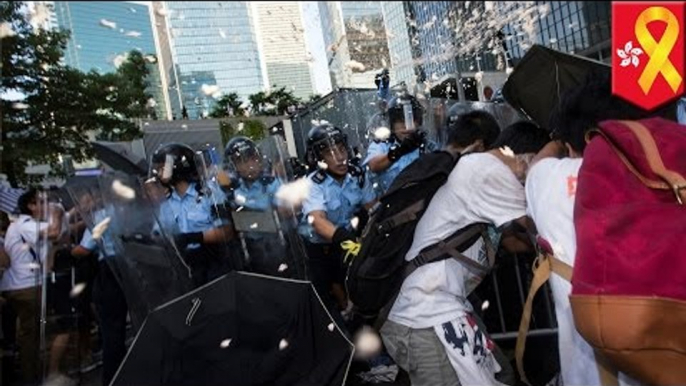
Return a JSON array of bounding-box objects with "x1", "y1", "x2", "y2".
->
[
  {"x1": 1, "y1": 2, "x2": 150, "y2": 186},
  {"x1": 210, "y1": 92, "x2": 245, "y2": 118},
  {"x1": 248, "y1": 86, "x2": 301, "y2": 116},
  {"x1": 219, "y1": 119, "x2": 267, "y2": 146}
]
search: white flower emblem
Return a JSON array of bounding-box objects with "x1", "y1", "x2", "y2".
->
[{"x1": 617, "y1": 41, "x2": 643, "y2": 68}]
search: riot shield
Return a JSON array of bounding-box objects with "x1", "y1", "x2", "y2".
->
[
  {"x1": 218, "y1": 135, "x2": 308, "y2": 280},
  {"x1": 87, "y1": 172, "x2": 193, "y2": 330}
]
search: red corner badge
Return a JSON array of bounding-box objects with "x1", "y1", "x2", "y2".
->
[{"x1": 612, "y1": 2, "x2": 685, "y2": 110}]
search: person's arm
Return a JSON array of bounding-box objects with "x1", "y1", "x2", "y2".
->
[
  {"x1": 309, "y1": 210, "x2": 337, "y2": 242},
  {"x1": 530, "y1": 140, "x2": 566, "y2": 167},
  {"x1": 0, "y1": 246, "x2": 10, "y2": 269},
  {"x1": 499, "y1": 217, "x2": 534, "y2": 254},
  {"x1": 201, "y1": 224, "x2": 235, "y2": 244},
  {"x1": 71, "y1": 245, "x2": 92, "y2": 258},
  {"x1": 367, "y1": 154, "x2": 393, "y2": 173}
]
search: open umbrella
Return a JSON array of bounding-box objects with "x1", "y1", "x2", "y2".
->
[
  {"x1": 111, "y1": 272, "x2": 354, "y2": 386},
  {"x1": 502, "y1": 45, "x2": 611, "y2": 128},
  {"x1": 502, "y1": 45, "x2": 678, "y2": 129},
  {"x1": 91, "y1": 142, "x2": 147, "y2": 176}
]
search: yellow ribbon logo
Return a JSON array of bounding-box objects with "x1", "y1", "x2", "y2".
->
[{"x1": 635, "y1": 6, "x2": 683, "y2": 94}]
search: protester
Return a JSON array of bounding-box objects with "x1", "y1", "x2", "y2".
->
[
  {"x1": 299, "y1": 124, "x2": 376, "y2": 322},
  {"x1": 150, "y1": 143, "x2": 236, "y2": 287},
  {"x1": 381, "y1": 121, "x2": 548, "y2": 386},
  {"x1": 1, "y1": 189, "x2": 64, "y2": 385},
  {"x1": 364, "y1": 93, "x2": 436, "y2": 194},
  {"x1": 525, "y1": 73, "x2": 649, "y2": 386}
]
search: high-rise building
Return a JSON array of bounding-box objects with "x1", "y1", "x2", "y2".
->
[
  {"x1": 48, "y1": 1, "x2": 170, "y2": 119},
  {"x1": 318, "y1": 2, "x2": 391, "y2": 89},
  {"x1": 392, "y1": 1, "x2": 612, "y2": 101},
  {"x1": 381, "y1": 2, "x2": 415, "y2": 90},
  {"x1": 252, "y1": 2, "x2": 315, "y2": 100},
  {"x1": 160, "y1": 1, "x2": 267, "y2": 119}
]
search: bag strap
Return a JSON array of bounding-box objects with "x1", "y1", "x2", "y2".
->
[
  {"x1": 515, "y1": 252, "x2": 572, "y2": 386},
  {"x1": 621, "y1": 120, "x2": 686, "y2": 204},
  {"x1": 591, "y1": 121, "x2": 686, "y2": 204},
  {"x1": 373, "y1": 224, "x2": 489, "y2": 331},
  {"x1": 413, "y1": 224, "x2": 490, "y2": 276},
  {"x1": 375, "y1": 199, "x2": 425, "y2": 234}
]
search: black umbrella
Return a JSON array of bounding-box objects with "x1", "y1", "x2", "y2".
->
[
  {"x1": 111, "y1": 272, "x2": 354, "y2": 386},
  {"x1": 91, "y1": 142, "x2": 147, "y2": 176},
  {"x1": 502, "y1": 45, "x2": 678, "y2": 129},
  {"x1": 502, "y1": 45, "x2": 611, "y2": 128}
]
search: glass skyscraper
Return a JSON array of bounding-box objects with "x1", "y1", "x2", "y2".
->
[
  {"x1": 50, "y1": 1, "x2": 169, "y2": 119},
  {"x1": 318, "y1": 2, "x2": 391, "y2": 89},
  {"x1": 161, "y1": 1, "x2": 266, "y2": 119}
]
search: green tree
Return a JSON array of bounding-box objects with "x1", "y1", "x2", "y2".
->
[
  {"x1": 248, "y1": 86, "x2": 301, "y2": 116},
  {"x1": 1, "y1": 2, "x2": 147, "y2": 186},
  {"x1": 210, "y1": 92, "x2": 244, "y2": 118},
  {"x1": 219, "y1": 119, "x2": 267, "y2": 146}
]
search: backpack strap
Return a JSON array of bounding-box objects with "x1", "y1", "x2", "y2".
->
[
  {"x1": 515, "y1": 251, "x2": 572, "y2": 386},
  {"x1": 374, "y1": 199, "x2": 425, "y2": 235},
  {"x1": 620, "y1": 120, "x2": 686, "y2": 205},
  {"x1": 590, "y1": 121, "x2": 686, "y2": 204},
  {"x1": 412, "y1": 224, "x2": 491, "y2": 277},
  {"x1": 372, "y1": 223, "x2": 490, "y2": 331}
]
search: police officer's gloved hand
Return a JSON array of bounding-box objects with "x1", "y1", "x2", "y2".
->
[
  {"x1": 289, "y1": 157, "x2": 309, "y2": 179},
  {"x1": 174, "y1": 232, "x2": 204, "y2": 250},
  {"x1": 332, "y1": 227, "x2": 356, "y2": 250},
  {"x1": 388, "y1": 135, "x2": 421, "y2": 162}
]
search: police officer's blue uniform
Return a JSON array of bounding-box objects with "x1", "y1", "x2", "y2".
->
[{"x1": 363, "y1": 141, "x2": 421, "y2": 194}]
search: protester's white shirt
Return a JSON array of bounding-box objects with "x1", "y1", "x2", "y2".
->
[
  {"x1": 1, "y1": 215, "x2": 48, "y2": 291},
  {"x1": 526, "y1": 158, "x2": 640, "y2": 386},
  {"x1": 389, "y1": 153, "x2": 527, "y2": 329}
]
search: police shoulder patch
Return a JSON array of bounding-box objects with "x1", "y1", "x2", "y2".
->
[{"x1": 312, "y1": 170, "x2": 328, "y2": 184}]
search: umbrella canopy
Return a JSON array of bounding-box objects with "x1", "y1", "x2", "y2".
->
[
  {"x1": 502, "y1": 45, "x2": 678, "y2": 129},
  {"x1": 502, "y1": 44, "x2": 610, "y2": 128},
  {"x1": 111, "y1": 272, "x2": 354, "y2": 386},
  {"x1": 91, "y1": 142, "x2": 147, "y2": 176}
]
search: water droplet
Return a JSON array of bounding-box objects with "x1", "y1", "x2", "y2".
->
[
  {"x1": 481, "y1": 300, "x2": 490, "y2": 311},
  {"x1": 219, "y1": 338, "x2": 232, "y2": 348},
  {"x1": 70, "y1": 283, "x2": 87, "y2": 298},
  {"x1": 278, "y1": 264, "x2": 288, "y2": 272},
  {"x1": 279, "y1": 339, "x2": 289, "y2": 350}
]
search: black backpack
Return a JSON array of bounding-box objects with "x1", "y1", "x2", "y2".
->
[{"x1": 346, "y1": 151, "x2": 493, "y2": 321}]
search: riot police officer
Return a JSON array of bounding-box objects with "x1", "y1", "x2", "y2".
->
[
  {"x1": 223, "y1": 136, "x2": 286, "y2": 275},
  {"x1": 150, "y1": 143, "x2": 236, "y2": 287},
  {"x1": 364, "y1": 93, "x2": 435, "y2": 194},
  {"x1": 299, "y1": 124, "x2": 376, "y2": 320}
]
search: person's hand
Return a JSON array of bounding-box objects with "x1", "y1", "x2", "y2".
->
[
  {"x1": 332, "y1": 227, "x2": 356, "y2": 250},
  {"x1": 173, "y1": 232, "x2": 204, "y2": 250},
  {"x1": 388, "y1": 132, "x2": 424, "y2": 162}
]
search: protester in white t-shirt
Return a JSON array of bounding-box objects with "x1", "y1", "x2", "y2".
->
[
  {"x1": 1, "y1": 189, "x2": 64, "y2": 384},
  {"x1": 525, "y1": 75, "x2": 648, "y2": 386},
  {"x1": 381, "y1": 121, "x2": 549, "y2": 386}
]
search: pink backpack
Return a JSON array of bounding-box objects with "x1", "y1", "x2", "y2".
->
[{"x1": 572, "y1": 118, "x2": 686, "y2": 385}]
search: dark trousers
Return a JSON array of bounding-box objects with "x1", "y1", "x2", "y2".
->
[
  {"x1": 93, "y1": 261, "x2": 128, "y2": 386},
  {"x1": 303, "y1": 240, "x2": 348, "y2": 333},
  {"x1": 2, "y1": 287, "x2": 41, "y2": 384}
]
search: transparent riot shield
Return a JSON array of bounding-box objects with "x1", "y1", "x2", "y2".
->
[
  {"x1": 16, "y1": 189, "x2": 84, "y2": 384},
  {"x1": 91, "y1": 172, "x2": 193, "y2": 331},
  {"x1": 218, "y1": 135, "x2": 309, "y2": 280}
]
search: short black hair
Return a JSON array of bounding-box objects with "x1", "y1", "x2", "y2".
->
[
  {"x1": 549, "y1": 71, "x2": 650, "y2": 154},
  {"x1": 491, "y1": 121, "x2": 550, "y2": 154},
  {"x1": 446, "y1": 110, "x2": 501, "y2": 149},
  {"x1": 18, "y1": 188, "x2": 39, "y2": 215}
]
